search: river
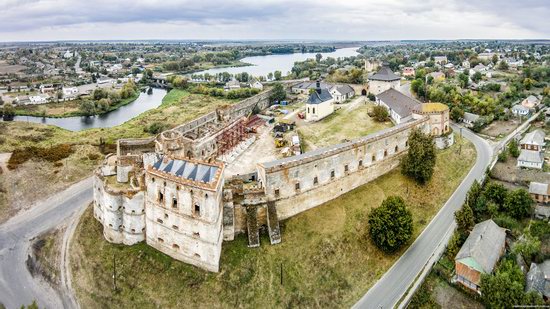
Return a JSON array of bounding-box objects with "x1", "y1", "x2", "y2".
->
[
  {"x1": 6, "y1": 89, "x2": 167, "y2": 131},
  {"x1": 194, "y1": 47, "x2": 360, "y2": 78}
]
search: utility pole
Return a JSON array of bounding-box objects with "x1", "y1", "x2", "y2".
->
[
  {"x1": 459, "y1": 127, "x2": 463, "y2": 155},
  {"x1": 280, "y1": 263, "x2": 283, "y2": 285}
]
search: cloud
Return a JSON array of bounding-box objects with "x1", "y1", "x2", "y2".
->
[{"x1": 0, "y1": 0, "x2": 547, "y2": 41}]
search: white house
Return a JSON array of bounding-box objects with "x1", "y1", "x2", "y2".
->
[
  {"x1": 518, "y1": 150, "x2": 544, "y2": 169},
  {"x1": 249, "y1": 80, "x2": 263, "y2": 90},
  {"x1": 462, "y1": 60, "x2": 471, "y2": 69},
  {"x1": 511, "y1": 104, "x2": 530, "y2": 117},
  {"x1": 462, "y1": 112, "x2": 480, "y2": 128},
  {"x1": 305, "y1": 81, "x2": 334, "y2": 122},
  {"x1": 368, "y1": 65, "x2": 401, "y2": 95},
  {"x1": 28, "y1": 95, "x2": 49, "y2": 105},
  {"x1": 62, "y1": 86, "x2": 79, "y2": 97},
  {"x1": 224, "y1": 79, "x2": 240, "y2": 91},
  {"x1": 329, "y1": 84, "x2": 355, "y2": 103},
  {"x1": 375, "y1": 88, "x2": 421, "y2": 124},
  {"x1": 63, "y1": 50, "x2": 73, "y2": 59}
]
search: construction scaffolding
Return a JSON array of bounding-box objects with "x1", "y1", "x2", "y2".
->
[{"x1": 216, "y1": 118, "x2": 247, "y2": 156}]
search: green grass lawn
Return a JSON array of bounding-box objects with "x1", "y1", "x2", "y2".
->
[
  {"x1": 71, "y1": 134, "x2": 476, "y2": 308},
  {"x1": 298, "y1": 103, "x2": 393, "y2": 150}
]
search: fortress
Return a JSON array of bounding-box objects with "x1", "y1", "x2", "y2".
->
[{"x1": 93, "y1": 80, "x2": 451, "y2": 272}]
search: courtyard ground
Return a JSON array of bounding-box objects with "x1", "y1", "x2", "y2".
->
[
  {"x1": 224, "y1": 125, "x2": 278, "y2": 176},
  {"x1": 409, "y1": 272, "x2": 484, "y2": 309},
  {"x1": 70, "y1": 134, "x2": 476, "y2": 308},
  {"x1": 297, "y1": 101, "x2": 392, "y2": 151}
]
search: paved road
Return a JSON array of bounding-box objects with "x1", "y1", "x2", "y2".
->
[
  {"x1": 353, "y1": 125, "x2": 494, "y2": 309},
  {"x1": 0, "y1": 177, "x2": 92, "y2": 309}
]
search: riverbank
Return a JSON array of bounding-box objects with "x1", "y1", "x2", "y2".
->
[{"x1": 12, "y1": 91, "x2": 140, "y2": 118}]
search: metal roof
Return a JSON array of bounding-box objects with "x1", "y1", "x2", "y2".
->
[
  {"x1": 521, "y1": 129, "x2": 545, "y2": 146},
  {"x1": 455, "y1": 219, "x2": 506, "y2": 274},
  {"x1": 307, "y1": 88, "x2": 333, "y2": 104},
  {"x1": 376, "y1": 88, "x2": 421, "y2": 118},
  {"x1": 526, "y1": 260, "x2": 550, "y2": 298},
  {"x1": 368, "y1": 66, "x2": 400, "y2": 81},
  {"x1": 529, "y1": 182, "x2": 549, "y2": 195},
  {"x1": 518, "y1": 149, "x2": 544, "y2": 164},
  {"x1": 152, "y1": 157, "x2": 219, "y2": 184}
]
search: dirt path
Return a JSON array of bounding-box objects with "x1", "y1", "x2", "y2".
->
[{"x1": 0, "y1": 152, "x2": 11, "y2": 173}]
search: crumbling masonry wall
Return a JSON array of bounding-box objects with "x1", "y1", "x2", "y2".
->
[{"x1": 257, "y1": 116, "x2": 430, "y2": 220}]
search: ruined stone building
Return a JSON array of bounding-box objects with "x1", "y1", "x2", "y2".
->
[{"x1": 93, "y1": 83, "x2": 454, "y2": 272}]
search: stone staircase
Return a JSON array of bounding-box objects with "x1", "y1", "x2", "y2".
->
[{"x1": 266, "y1": 201, "x2": 281, "y2": 245}]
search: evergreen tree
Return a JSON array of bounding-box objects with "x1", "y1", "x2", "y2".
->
[
  {"x1": 401, "y1": 129, "x2": 436, "y2": 184},
  {"x1": 503, "y1": 189, "x2": 533, "y2": 219},
  {"x1": 455, "y1": 204, "x2": 475, "y2": 235}
]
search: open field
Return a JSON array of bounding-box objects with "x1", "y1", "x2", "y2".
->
[
  {"x1": 71, "y1": 134, "x2": 475, "y2": 308},
  {"x1": 297, "y1": 102, "x2": 393, "y2": 151},
  {"x1": 0, "y1": 61, "x2": 26, "y2": 74},
  {"x1": 0, "y1": 89, "x2": 237, "y2": 152},
  {"x1": 480, "y1": 119, "x2": 521, "y2": 138}
]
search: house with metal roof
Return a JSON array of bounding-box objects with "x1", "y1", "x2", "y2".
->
[
  {"x1": 518, "y1": 149, "x2": 544, "y2": 169},
  {"x1": 329, "y1": 84, "x2": 355, "y2": 103},
  {"x1": 526, "y1": 260, "x2": 550, "y2": 299},
  {"x1": 455, "y1": 219, "x2": 506, "y2": 293},
  {"x1": 529, "y1": 182, "x2": 550, "y2": 204},
  {"x1": 512, "y1": 104, "x2": 531, "y2": 117},
  {"x1": 521, "y1": 130, "x2": 545, "y2": 152},
  {"x1": 368, "y1": 64, "x2": 401, "y2": 95},
  {"x1": 305, "y1": 80, "x2": 334, "y2": 122},
  {"x1": 521, "y1": 95, "x2": 541, "y2": 109},
  {"x1": 462, "y1": 112, "x2": 480, "y2": 128},
  {"x1": 375, "y1": 88, "x2": 421, "y2": 124}
]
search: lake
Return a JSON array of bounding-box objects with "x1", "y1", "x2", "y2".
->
[
  {"x1": 194, "y1": 47, "x2": 360, "y2": 78},
  {"x1": 6, "y1": 89, "x2": 167, "y2": 131}
]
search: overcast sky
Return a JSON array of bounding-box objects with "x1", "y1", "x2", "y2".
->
[{"x1": 1, "y1": 0, "x2": 549, "y2": 42}]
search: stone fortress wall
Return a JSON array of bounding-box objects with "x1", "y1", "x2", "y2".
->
[{"x1": 92, "y1": 82, "x2": 448, "y2": 271}]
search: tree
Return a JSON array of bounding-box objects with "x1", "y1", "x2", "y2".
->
[
  {"x1": 79, "y1": 100, "x2": 96, "y2": 116},
  {"x1": 269, "y1": 82, "x2": 286, "y2": 103},
  {"x1": 508, "y1": 139, "x2": 520, "y2": 158},
  {"x1": 457, "y1": 73, "x2": 469, "y2": 88},
  {"x1": 450, "y1": 106, "x2": 464, "y2": 122},
  {"x1": 491, "y1": 54, "x2": 499, "y2": 65},
  {"x1": 372, "y1": 105, "x2": 389, "y2": 122},
  {"x1": 401, "y1": 129, "x2": 436, "y2": 184},
  {"x1": 368, "y1": 196, "x2": 413, "y2": 253},
  {"x1": 480, "y1": 263, "x2": 525, "y2": 308},
  {"x1": 445, "y1": 232, "x2": 463, "y2": 260},
  {"x1": 455, "y1": 204, "x2": 475, "y2": 235},
  {"x1": 472, "y1": 71, "x2": 482, "y2": 83},
  {"x1": 274, "y1": 70, "x2": 282, "y2": 81},
  {"x1": 2, "y1": 102, "x2": 15, "y2": 118},
  {"x1": 523, "y1": 78, "x2": 535, "y2": 90},
  {"x1": 503, "y1": 189, "x2": 533, "y2": 219},
  {"x1": 512, "y1": 234, "x2": 541, "y2": 264},
  {"x1": 315, "y1": 53, "x2": 322, "y2": 62},
  {"x1": 267, "y1": 72, "x2": 273, "y2": 81},
  {"x1": 498, "y1": 60, "x2": 509, "y2": 71},
  {"x1": 484, "y1": 182, "x2": 508, "y2": 207}
]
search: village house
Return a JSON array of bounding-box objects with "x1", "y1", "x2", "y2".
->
[
  {"x1": 428, "y1": 71, "x2": 445, "y2": 82},
  {"x1": 512, "y1": 104, "x2": 530, "y2": 117},
  {"x1": 518, "y1": 150, "x2": 544, "y2": 170},
  {"x1": 478, "y1": 52, "x2": 498, "y2": 61},
  {"x1": 520, "y1": 130, "x2": 545, "y2": 151},
  {"x1": 291, "y1": 80, "x2": 332, "y2": 94},
  {"x1": 455, "y1": 219, "x2": 507, "y2": 293},
  {"x1": 39, "y1": 83, "x2": 56, "y2": 93},
  {"x1": 521, "y1": 95, "x2": 541, "y2": 109},
  {"x1": 367, "y1": 64, "x2": 401, "y2": 95},
  {"x1": 433, "y1": 56, "x2": 448, "y2": 65},
  {"x1": 526, "y1": 260, "x2": 550, "y2": 300},
  {"x1": 305, "y1": 80, "x2": 334, "y2": 121},
  {"x1": 62, "y1": 86, "x2": 78, "y2": 97},
  {"x1": 529, "y1": 182, "x2": 550, "y2": 204},
  {"x1": 249, "y1": 80, "x2": 263, "y2": 90},
  {"x1": 462, "y1": 60, "x2": 471, "y2": 69},
  {"x1": 401, "y1": 67, "x2": 415, "y2": 77},
  {"x1": 462, "y1": 112, "x2": 480, "y2": 128},
  {"x1": 329, "y1": 84, "x2": 355, "y2": 103}
]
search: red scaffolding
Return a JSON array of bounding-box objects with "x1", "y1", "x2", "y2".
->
[{"x1": 216, "y1": 118, "x2": 247, "y2": 156}]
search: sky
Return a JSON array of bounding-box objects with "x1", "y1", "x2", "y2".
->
[{"x1": 0, "y1": 0, "x2": 549, "y2": 42}]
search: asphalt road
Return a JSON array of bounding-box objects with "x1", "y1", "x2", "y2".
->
[
  {"x1": 353, "y1": 125, "x2": 494, "y2": 309},
  {"x1": 0, "y1": 177, "x2": 93, "y2": 309}
]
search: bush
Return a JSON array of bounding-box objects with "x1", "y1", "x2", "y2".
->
[
  {"x1": 503, "y1": 189, "x2": 533, "y2": 219},
  {"x1": 8, "y1": 144, "x2": 73, "y2": 170},
  {"x1": 497, "y1": 151, "x2": 508, "y2": 162},
  {"x1": 144, "y1": 122, "x2": 168, "y2": 134},
  {"x1": 368, "y1": 196, "x2": 413, "y2": 253},
  {"x1": 372, "y1": 105, "x2": 389, "y2": 122}
]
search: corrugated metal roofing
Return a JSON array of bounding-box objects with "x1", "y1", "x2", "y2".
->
[{"x1": 152, "y1": 157, "x2": 219, "y2": 183}]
